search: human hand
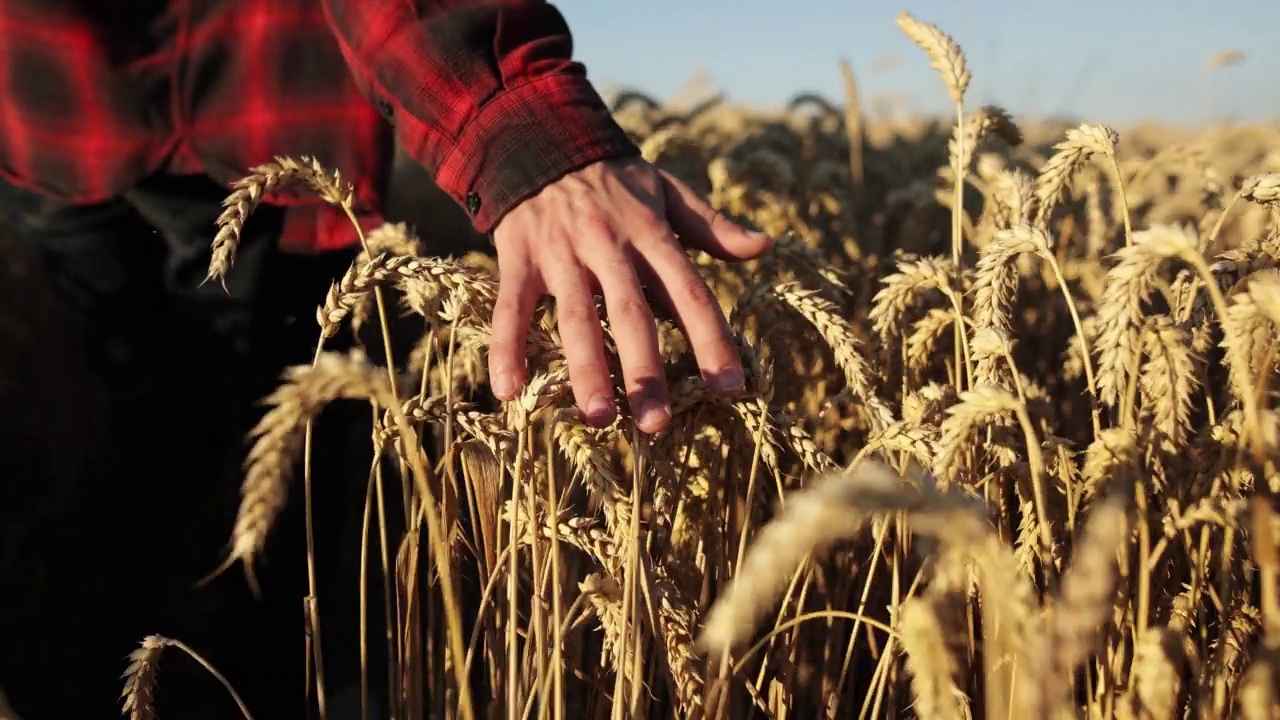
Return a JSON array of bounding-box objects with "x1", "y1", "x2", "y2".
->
[{"x1": 487, "y1": 155, "x2": 772, "y2": 434}]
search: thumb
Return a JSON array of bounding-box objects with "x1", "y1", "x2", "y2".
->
[{"x1": 660, "y1": 170, "x2": 772, "y2": 261}]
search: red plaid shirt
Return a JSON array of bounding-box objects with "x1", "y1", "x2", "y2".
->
[{"x1": 0, "y1": 0, "x2": 638, "y2": 253}]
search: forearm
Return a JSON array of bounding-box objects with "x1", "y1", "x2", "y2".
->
[{"x1": 319, "y1": 0, "x2": 638, "y2": 232}]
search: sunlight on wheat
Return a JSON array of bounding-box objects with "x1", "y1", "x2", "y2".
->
[{"x1": 122, "y1": 11, "x2": 1280, "y2": 720}]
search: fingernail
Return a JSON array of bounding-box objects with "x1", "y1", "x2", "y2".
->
[
  {"x1": 637, "y1": 397, "x2": 670, "y2": 431},
  {"x1": 747, "y1": 230, "x2": 771, "y2": 241},
  {"x1": 586, "y1": 394, "x2": 615, "y2": 425},
  {"x1": 713, "y1": 367, "x2": 745, "y2": 394},
  {"x1": 492, "y1": 371, "x2": 516, "y2": 399}
]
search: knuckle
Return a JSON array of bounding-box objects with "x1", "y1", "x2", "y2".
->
[
  {"x1": 636, "y1": 213, "x2": 672, "y2": 241},
  {"x1": 677, "y1": 272, "x2": 716, "y2": 306},
  {"x1": 557, "y1": 300, "x2": 598, "y2": 328},
  {"x1": 618, "y1": 342, "x2": 663, "y2": 384},
  {"x1": 493, "y1": 298, "x2": 534, "y2": 337},
  {"x1": 707, "y1": 207, "x2": 731, "y2": 230},
  {"x1": 615, "y1": 294, "x2": 654, "y2": 325},
  {"x1": 567, "y1": 360, "x2": 610, "y2": 388},
  {"x1": 493, "y1": 290, "x2": 524, "y2": 320},
  {"x1": 487, "y1": 336, "x2": 521, "y2": 357},
  {"x1": 578, "y1": 207, "x2": 612, "y2": 237}
]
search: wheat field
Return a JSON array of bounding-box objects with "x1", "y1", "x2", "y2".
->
[{"x1": 111, "y1": 10, "x2": 1280, "y2": 720}]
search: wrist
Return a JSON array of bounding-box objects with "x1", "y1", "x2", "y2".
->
[{"x1": 414, "y1": 74, "x2": 639, "y2": 233}]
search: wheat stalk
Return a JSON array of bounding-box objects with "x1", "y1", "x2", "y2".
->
[{"x1": 121, "y1": 635, "x2": 255, "y2": 720}]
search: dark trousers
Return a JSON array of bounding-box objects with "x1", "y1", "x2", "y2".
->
[{"x1": 0, "y1": 171, "x2": 383, "y2": 719}]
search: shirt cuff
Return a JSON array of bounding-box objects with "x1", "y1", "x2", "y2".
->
[{"x1": 411, "y1": 73, "x2": 640, "y2": 234}]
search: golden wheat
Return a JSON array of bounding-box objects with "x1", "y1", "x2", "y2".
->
[{"x1": 103, "y1": 11, "x2": 1280, "y2": 720}]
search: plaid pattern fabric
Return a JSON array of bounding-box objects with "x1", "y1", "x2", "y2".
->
[{"x1": 0, "y1": 0, "x2": 638, "y2": 252}]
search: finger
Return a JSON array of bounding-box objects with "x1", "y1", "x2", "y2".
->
[
  {"x1": 661, "y1": 171, "x2": 773, "y2": 260},
  {"x1": 543, "y1": 255, "x2": 617, "y2": 428},
  {"x1": 634, "y1": 233, "x2": 745, "y2": 395},
  {"x1": 587, "y1": 241, "x2": 670, "y2": 434},
  {"x1": 488, "y1": 248, "x2": 541, "y2": 401}
]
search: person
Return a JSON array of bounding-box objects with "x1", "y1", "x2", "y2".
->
[{"x1": 0, "y1": 1, "x2": 770, "y2": 718}]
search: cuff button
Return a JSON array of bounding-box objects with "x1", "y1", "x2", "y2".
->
[{"x1": 465, "y1": 192, "x2": 481, "y2": 215}]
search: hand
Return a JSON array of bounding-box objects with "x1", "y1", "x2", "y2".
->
[{"x1": 487, "y1": 155, "x2": 772, "y2": 434}]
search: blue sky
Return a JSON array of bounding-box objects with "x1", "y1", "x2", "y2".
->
[{"x1": 554, "y1": 0, "x2": 1280, "y2": 126}]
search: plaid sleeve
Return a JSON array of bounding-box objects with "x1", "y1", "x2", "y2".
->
[{"x1": 320, "y1": 0, "x2": 639, "y2": 233}]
